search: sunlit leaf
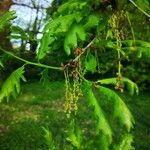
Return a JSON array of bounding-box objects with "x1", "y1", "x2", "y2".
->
[
  {"x1": 85, "y1": 54, "x2": 97, "y2": 73},
  {"x1": 42, "y1": 127, "x2": 56, "y2": 150},
  {"x1": 84, "y1": 14, "x2": 99, "y2": 30},
  {"x1": 83, "y1": 82, "x2": 112, "y2": 149},
  {"x1": 0, "y1": 11, "x2": 16, "y2": 31},
  {"x1": 58, "y1": 1, "x2": 87, "y2": 14},
  {"x1": 64, "y1": 24, "x2": 86, "y2": 55},
  {"x1": 0, "y1": 66, "x2": 26, "y2": 102},
  {"x1": 114, "y1": 134, "x2": 135, "y2": 150},
  {"x1": 98, "y1": 86, "x2": 134, "y2": 132},
  {"x1": 97, "y1": 77, "x2": 139, "y2": 95},
  {"x1": 66, "y1": 120, "x2": 82, "y2": 149}
]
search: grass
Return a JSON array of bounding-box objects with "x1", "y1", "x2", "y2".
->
[{"x1": 0, "y1": 81, "x2": 149, "y2": 150}]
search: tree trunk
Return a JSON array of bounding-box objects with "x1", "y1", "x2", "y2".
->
[{"x1": 0, "y1": 0, "x2": 13, "y2": 49}]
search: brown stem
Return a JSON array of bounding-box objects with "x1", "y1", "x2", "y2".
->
[
  {"x1": 73, "y1": 38, "x2": 96, "y2": 62},
  {"x1": 62, "y1": 38, "x2": 96, "y2": 70}
]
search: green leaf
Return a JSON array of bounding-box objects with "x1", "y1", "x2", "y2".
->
[
  {"x1": 38, "y1": 13, "x2": 82, "y2": 59},
  {"x1": 0, "y1": 66, "x2": 26, "y2": 102},
  {"x1": 122, "y1": 40, "x2": 150, "y2": 61},
  {"x1": 122, "y1": 40, "x2": 150, "y2": 48},
  {"x1": 11, "y1": 26, "x2": 26, "y2": 36},
  {"x1": 84, "y1": 14, "x2": 99, "y2": 30},
  {"x1": 10, "y1": 26, "x2": 28, "y2": 40},
  {"x1": 40, "y1": 69, "x2": 50, "y2": 88},
  {"x1": 98, "y1": 86, "x2": 134, "y2": 132},
  {"x1": 106, "y1": 29, "x2": 113, "y2": 39},
  {"x1": 42, "y1": 127, "x2": 56, "y2": 150},
  {"x1": 37, "y1": 32, "x2": 55, "y2": 60},
  {"x1": 135, "y1": 0, "x2": 150, "y2": 11},
  {"x1": 97, "y1": 77, "x2": 139, "y2": 95},
  {"x1": 0, "y1": 11, "x2": 16, "y2": 31},
  {"x1": 85, "y1": 54, "x2": 97, "y2": 73},
  {"x1": 122, "y1": 77, "x2": 139, "y2": 95},
  {"x1": 0, "y1": 60, "x2": 4, "y2": 68},
  {"x1": 44, "y1": 13, "x2": 82, "y2": 34},
  {"x1": 66, "y1": 120, "x2": 82, "y2": 149},
  {"x1": 58, "y1": 1, "x2": 87, "y2": 14},
  {"x1": 64, "y1": 24, "x2": 86, "y2": 55},
  {"x1": 114, "y1": 134, "x2": 135, "y2": 150},
  {"x1": 83, "y1": 82, "x2": 112, "y2": 148}
]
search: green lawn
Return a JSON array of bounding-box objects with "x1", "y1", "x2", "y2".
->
[{"x1": 0, "y1": 81, "x2": 149, "y2": 150}]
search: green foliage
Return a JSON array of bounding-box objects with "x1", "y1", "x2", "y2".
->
[
  {"x1": 42, "y1": 127, "x2": 56, "y2": 150},
  {"x1": 58, "y1": 1, "x2": 87, "y2": 14},
  {"x1": 0, "y1": 11, "x2": 16, "y2": 31},
  {"x1": 114, "y1": 134, "x2": 135, "y2": 150},
  {"x1": 98, "y1": 86, "x2": 134, "y2": 132},
  {"x1": 37, "y1": 0, "x2": 105, "y2": 59},
  {"x1": 122, "y1": 40, "x2": 150, "y2": 61},
  {"x1": 121, "y1": 78, "x2": 139, "y2": 95},
  {"x1": 97, "y1": 77, "x2": 139, "y2": 95},
  {"x1": 84, "y1": 14, "x2": 100, "y2": 30},
  {"x1": 0, "y1": 60, "x2": 4, "y2": 68},
  {"x1": 85, "y1": 53, "x2": 97, "y2": 73},
  {"x1": 64, "y1": 24, "x2": 86, "y2": 55},
  {"x1": 0, "y1": 66, "x2": 26, "y2": 102},
  {"x1": 40, "y1": 69, "x2": 50, "y2": 88},
  {"x1": 10, "y1": 26, "x2": 28, "y2": 40},
  {"x1": 38, "y1": 12, "x2": 83, "y2": 59},
  {"x1": 66, "y1": 120, "x2": 82, "y2": 149},
  {"x1": 83, "y1": 82, "x2": 112, "y2": 149},
  {"x1": 135, "y1": 0, "x2": 150, "y2": 11},
  {"x1": 0, "y1": 82, "x2": 149, "y2": 149},
  {"x1": 82, "y1": 81, "x2": 135, "y2": 149}
]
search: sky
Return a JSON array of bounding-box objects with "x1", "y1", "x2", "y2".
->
[
  {"x1": 10, "y1": 0, "x2": 54, "y2": 48},
  {"x1": 10, "y1": 0, "x2": 53, "y2": 29}
]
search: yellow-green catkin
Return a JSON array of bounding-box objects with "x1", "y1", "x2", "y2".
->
[
  {"x1": 109, "y1": 11, "x2": 125, "y2": 92},
  {"x1": 64, "y1": 68, "x2": 83, "y2": 118}
]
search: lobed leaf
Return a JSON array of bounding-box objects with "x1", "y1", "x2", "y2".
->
[
  {"x1": 83, "y1": 82, "x2": 112, "y2": 148},
  {"x1": 58, "y1": 0, "x2": 87, "y2": 14},
  {"x1": 85, "y1": 54, "x2": 97, "y2": 73},
  {"x1": 98, "y1": 86, "x2": 134, "y2": 132},
  {"x1": 97, "y1": 77, "x2": 139, "y2": 95},
  {"x1": 64, "y1": 24, "x2": 86, "y2": 55},
  {"x1": 0, "y1": 11, "x2": 16, "y2": 31},
  {"x1": 114, "y1": 134, "x2": 135, "y2": 150},
  {"x1": 0, "y1": 60, "x2": 4, "y2": 68},
  {"x1": 0, "y1": 66, "x2": 26, "y2": 102},
  {"x1": 42, "y1": 127, "x2": 56, "y2": 150},
  {"x1": 40, "y1": 69, "x2": 50, "y2": 88},
  {"x1": 38, "y1": 13, "x2": 82, "y2": 59},
  {"x1": 10, "y1": 26, "x2": 28, "y2": 40},
  {"x1": 84, "y1": 14, "x2": 100, "y2": 30},
  {"x1": 66, "y1": 120, "x2": 82, "y2": 149}
]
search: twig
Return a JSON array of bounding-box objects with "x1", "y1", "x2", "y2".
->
[
  {"x1": 12, "y1": 2, "x2": 47, "y2": 9},
  {"x1": 62, "y1": 38, "x2": 96, "y2": 70},
  {"x1": 0, "y1": 47, "x2": 62, "y2": 71},
  {"x1": 73, "y1": 37, "x2": 96, "y2": 62},
  {"x1": 129, "y1": 0, "x2": 150, "y2": 18}
]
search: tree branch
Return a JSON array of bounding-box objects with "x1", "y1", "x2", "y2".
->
[
  {"x1": 12, "y1": 2, "x2": 47, "y2": 10},
  {"x1": 73, "y1": 38, "x2": 96, "y2": 62},
  {"x1": 0, "y1": 47, "x2": 62, "y2": 71},
  {"x1": 129, "y1": 0, "x2": 150, "y2": 18},
  {"x1": 62, "y1": 38, "x2": 96, "y2": 70}
]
